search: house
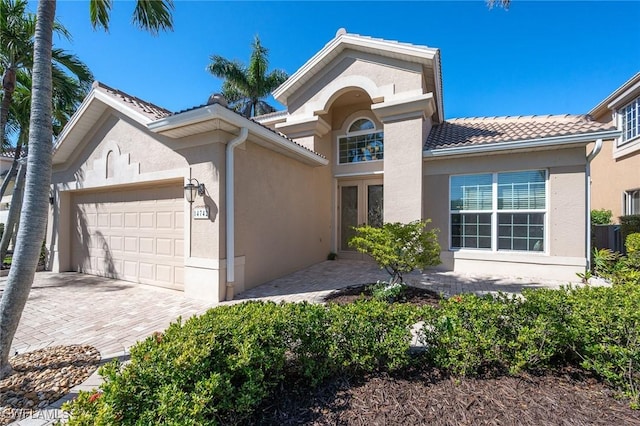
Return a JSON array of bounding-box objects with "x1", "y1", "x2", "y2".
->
[
  {"x1": 0, "y1": 151, "x2": 17, "y2": 225},
  {"x1": 46, "y1": 31, "x2": 619, "y2": 302},
  {"x1": 588, "y1": 73, "x2": 640, "y2": 221}
]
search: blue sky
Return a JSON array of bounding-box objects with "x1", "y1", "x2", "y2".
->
[{"x1": 43, "y1": 1, "x2": 640, "y2": 119}]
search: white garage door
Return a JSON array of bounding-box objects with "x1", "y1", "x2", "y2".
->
[{"x1": 71, "y1": 183, "x2": 184, "y2": 290}]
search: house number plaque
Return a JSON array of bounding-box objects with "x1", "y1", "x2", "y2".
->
[{"x1": 193, "y1": 206, "x2": 209, "y2": 220}]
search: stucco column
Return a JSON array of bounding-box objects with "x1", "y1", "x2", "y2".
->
[{"x1": 372, "y1": 93, "x2": 435, "y2": 223}]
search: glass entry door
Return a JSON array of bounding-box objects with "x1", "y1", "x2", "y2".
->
[{"x1": 338, "y1": 179, "x2": 383, "y2": 256}]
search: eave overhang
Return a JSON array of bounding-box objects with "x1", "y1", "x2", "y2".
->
[
  {"x1": 52, "y1": 89, "x2": 155, "y2": 166},
  {"x1": 148, "y1": 104, "x2": 328, "y2": 167}
]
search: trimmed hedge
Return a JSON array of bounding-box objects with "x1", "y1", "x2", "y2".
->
[
  {"x1": 65, "y1": 279, "x2": 640, "y2": 423},
  {"x1": 64, "y1": 300, "x2": 418, "y2": 425}
]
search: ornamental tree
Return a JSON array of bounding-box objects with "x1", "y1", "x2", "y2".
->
[{"x1": 349, "y1": 220, "x2": 441, "y2": 285}]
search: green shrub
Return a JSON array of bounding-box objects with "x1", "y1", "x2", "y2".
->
[
  {"x1": 592, "y1": 248, "x2": 621, "y2": 277},
  {"x1": 367, "y1": 280, "x2": 405, "y2": 302},
  {"x1": 349, "y1": 220, "x2": 440, "y2": 285},
  {"x1": 64, "y1": 300, "x2": 420, "y2": 425},
  {"x1": 591, "y1": 208, "x2": 613, "y2": 225},
  {"x1": 567, "y1": 283, "x2": 640, "y2": 406},
  {"x1": 327, "y1": 300, "x2": 418, "y2": 373},
  {"x1": 627, "y1": 233, "x2": 640, "y2": 255},
  {"x1": 420, "y1": 293, "x2": 520, "y2": 376}
]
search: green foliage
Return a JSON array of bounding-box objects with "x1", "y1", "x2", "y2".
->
[
  {"x1": 591, "y1": 208, "x2": 613, "y2": 225},
  {"x1": 420, "y1": 293, "x2": 521, "y2": 376},
  {"x1": 65, "y1": 271, "x2": 640, "y2": 422},
  {"x1": 326, "y1": 300, "x2": 418, "y2": 372},
  {"x1": 349, "y1": 220, "x2": 440, "y2": 284},
  {"x1": 64, "y1": 300, "x2": 418, "y2": 425},
  {"x1": 327, "y1": 252, "x2": 337, "y2": 261},
  {"x1": 621, "y1": 215, "x2": 640, "y2": 243},
  {"x1": 367, "y1": 280, "x2": 405, "y2": 303},
  {"x1": 419, "y1": 281, "x2": 640, "y2": 405},
  {"x1": 592, "y1": 248, "x2": 621, "y2": 277},
  {"x1": 627, "y1": 233, "x2": 640, "y2": 255}
]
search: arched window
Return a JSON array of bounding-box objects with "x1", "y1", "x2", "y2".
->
[{"x1": 338, "y1": 118, "x2": 384, "y2": 164}]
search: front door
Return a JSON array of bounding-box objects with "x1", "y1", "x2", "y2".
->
[{"x1": 338, "y1": 179, "x2": 383, "y2": 258}]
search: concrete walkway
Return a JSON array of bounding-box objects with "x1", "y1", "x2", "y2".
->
[{"x1": 2, "y1": 260, "x2": 582, "y2": 425}]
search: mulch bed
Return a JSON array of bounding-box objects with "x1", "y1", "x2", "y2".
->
[
  {"x1": 323, "y1": 283, "x2": 441, "y2": 307},
  {"x1": 292, "y1": 285, "x2": 640, "y2": 425},
  {"x1": 255, "y1": 367, "x2": 640, "y2": 425},
  {"x1": 0, "y1": 345, "x2": 100, "y2": 425}
]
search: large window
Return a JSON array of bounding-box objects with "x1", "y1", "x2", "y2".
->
[
  {"x1": 624, "y1": 189, "x2": 640, "y2": 215},
  {"x1": 620, "y1": 96, "x2": 640, "y2": 145},
  {"x1": 338, "y1": 118, "x2": 384, "y2": 164},
  {"x1": 450, "y1": 170, "x2": 546, "y2": 252}
]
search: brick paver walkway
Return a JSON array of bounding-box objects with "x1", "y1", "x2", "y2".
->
[{"x1": 2, "y1": 260, "x2": 587, "y2": 425}]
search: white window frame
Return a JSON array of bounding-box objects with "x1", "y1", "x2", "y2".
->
[
  {"x1": 618, "y1": 96, "x2": 640, "y2": 147},
  {"x1": 624, "y1": 189, "x2": 640, "y2": 216},
  {"x1": 337, "y1": 118, "x2": 384, "y2": 165},
  {"x1": 449, "y1": 170, "x2": 548, "y2": 253}
]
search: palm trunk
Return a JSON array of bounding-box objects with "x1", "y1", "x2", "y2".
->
[
  {"x1": 0, "y1": 67, "x2": 16, "y2": 147},
  {"x1": 0, "y1": 0, "x2": 55, "y2": 379},
  {"x1": 0, "y1": 161, "x2": 26, "y2": 263}
]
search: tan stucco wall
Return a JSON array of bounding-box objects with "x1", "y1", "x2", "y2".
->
[
  {"x1": 383, "y1": 117, "x2": 425, "y2": 222},
  {"x1": 49, "y1": 111, "x2": 230, "y2": 301},
  {"x1": 233, "y1": 141, "x2": 331, "y2": 290},
  {"x1": 423, "y1": 147, "x2": 588, "y2": 281},
  {"x1": 288, "y1": 51, "x2": 423, "y2": 117},
  {"x1": 589, "y1": 139, "x2": 640, "y2": 222}
]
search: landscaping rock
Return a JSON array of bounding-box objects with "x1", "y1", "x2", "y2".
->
[{"x1": 0, "y1": 345, "x2": 99, "y2": 425}]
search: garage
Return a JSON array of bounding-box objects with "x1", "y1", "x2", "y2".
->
[{"x1": 71, "y1": 183, "x2": 185, "y2": 290}]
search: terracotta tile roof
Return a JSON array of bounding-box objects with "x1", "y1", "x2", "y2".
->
[
  {"x1": 93, "y1": 81, "x2": 172, "y2": 120},
  {"x1": 170, "y1": 100, "x2": 325, "y2": 159},
  {"x1": 425, "y1": 114, "x2": 616, "y2": 150}
]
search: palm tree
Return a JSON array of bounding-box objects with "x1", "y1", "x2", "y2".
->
[
  {"x1": 208, "y1": 36, "x2": 288, "y2": 118},
  {"x1": 0, "y1": 0, "x2": 92, "y2": 205},
  {"x1": 0, "y1": 68, "x2": 90, "y2": 263},
  {"x1": 0, "y1": 0, "x2": 174, "y2": 379}
]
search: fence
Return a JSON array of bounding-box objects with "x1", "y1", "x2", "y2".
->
[{"x1": 593, "y1": 225, "x2": 623, "y2": 253}]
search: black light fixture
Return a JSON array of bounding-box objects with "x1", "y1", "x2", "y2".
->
[
  {"x1": 49, "y1": 189, "x2": 55, "y2": 205},
  {"x1": 184, "y1": 178, "x2": 205, "y2": 203}
]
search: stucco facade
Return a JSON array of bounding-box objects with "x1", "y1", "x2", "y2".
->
[{"x1": 47, "y1": 31, "x2": 620, "y2": 302}]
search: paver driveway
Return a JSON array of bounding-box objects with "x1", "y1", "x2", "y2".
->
[{"x1": 2, "y1": 260, "x2": 578, "y2": 358}]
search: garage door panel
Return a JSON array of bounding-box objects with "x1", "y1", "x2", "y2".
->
[
  {"x1": 72, "y1": 184, "x2": 184, "y2": 290},
  {"x1": 110, "y1": 213, "x2": 123, "y2": 227},
  {"x1": 175, "y1": 240, "x2": 184, "y2": 257},
  {"x1": 139, "y1": 237, "x2": 154, "y2": 254}
]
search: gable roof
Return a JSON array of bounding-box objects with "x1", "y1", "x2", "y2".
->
[
  {"x1": 54, "y1": 81, "x2": 327, "y2": 167},
  {"x1": 425, "y1": 114, "x2": 619, "y2": 156},
  {"x1": 272, "y1": 30, "x2": 443, "y2": 122},
  {"x1": 95, "y1": 82, "x2": 172, "y2": 120},
  {"x1": 53, "y1": 82, "x2": 172, "y2": 165}
]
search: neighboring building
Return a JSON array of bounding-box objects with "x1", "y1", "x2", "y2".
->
[
  {"x1": 47, "y1": 31, "x2": 619, "y2": 302},
  {"x1": 0, "y1": 151, "x2": 16, "y2": 225},
  {"x1": 589, "y1": 73, "x2": 640, "y2": 221}
]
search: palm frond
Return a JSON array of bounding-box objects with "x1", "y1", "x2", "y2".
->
[
  {"x1": 132, "y1": 0, "x2": 174, "y2": 35},
  {"x1": 89, "y1": 0, "x2": 113, "y2": 31},
  {"x1": 51, "y1": 48, "x2": 94, "y2": 91}
]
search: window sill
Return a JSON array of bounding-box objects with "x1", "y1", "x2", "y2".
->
[{"x1": 614, "y1": 135, "x2": 640, "y2": 159}]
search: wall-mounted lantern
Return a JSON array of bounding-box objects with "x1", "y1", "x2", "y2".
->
[{"x1": 184, "y1": 178, "x2": 205, "y2": 203}]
